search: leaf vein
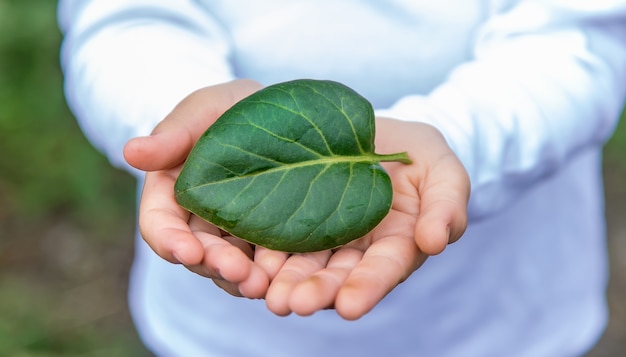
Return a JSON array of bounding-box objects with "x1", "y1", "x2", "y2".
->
[
  {"x1": 246, "y1": 98, "x2": 334, "y2": 155},
  {"x1": 282, "y1": 163, "x2": 333, "y2": 231},
  {"x1": 238, "y1": 169, "x2": 291, "y2": 228},
  {"x1": 307, "y1": 85, "x2": 366, "y2": 154},
  {"x1": 217, "y1": 141, "x2": 284, "y2": 166},
  {"x1": 293, "y1": 162, "x2": 355, "y2": 248}
]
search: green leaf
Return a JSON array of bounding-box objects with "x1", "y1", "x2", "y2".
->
[{"x1": 175, "y1": 79, "x2": 411, "y2": 252}]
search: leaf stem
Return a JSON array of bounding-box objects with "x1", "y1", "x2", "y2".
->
[{"x1": 373, "y1": 152, "x2": 412, "y2": 164}]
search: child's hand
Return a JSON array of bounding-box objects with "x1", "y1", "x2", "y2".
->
[
  {"x1": 124, "y1": 80, "x2": 470, "y2": 320},
  {"x1": 123, "y1": 79, "x2": 280, "y2": 299},
  {"x1": 264, "y1": 118, "x2": 470, "y2": 319}
]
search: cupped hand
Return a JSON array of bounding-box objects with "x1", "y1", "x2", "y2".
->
[
  {"x1": 123, "y1": 79, "x2": 284, "y2": 298},
  {"x1": 124, "y1": 79, "x2": 470, "y2": 319},
  {"x1": 264, "y1": 118, "x2": 470, "y2": 320}
]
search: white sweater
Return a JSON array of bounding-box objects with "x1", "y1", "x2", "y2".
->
[{"x1": 59, "y1": 1, "x2": 626, "y2": 356}]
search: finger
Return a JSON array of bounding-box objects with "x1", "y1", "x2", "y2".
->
[
  {"x1": 288, "y1": 247, "x2": 364, "y2": 316},
  {"x1": 124, "y1": 79, "x2": 262, "y2": 171},
  {"x1": 184, "y1": 229, "x2": 270, "y2": 299},
  {"x1": 208, "y1": 264, "x2": 274, "y2": 299},
  {"x1": 334, "y1": 234, "x2": 424, "y2": 321},
  {"x1": 254, "y1": 247, "x2": 290, "y2": 280},
  {"x1": 237, "y1": 264, "x2": 271, "y2": 299},
  {"x1": 184, "y1": 230, "x2": 252, "y2": 281},
  {"x1": 138, "y1": 170, "x2": 204, "y2": 266},
  {"x1": 414, "y1": 152, "x2": 470, "y2": 255},
  {"x1": 203, "y1": 236, "x2": 270, "y2": 299},
  {"x1": 212, "y1": 279, "x2": 244, "y2": 297},
  {"x1": 265, "y1": 251, "x2": 332, "y2": 316}
]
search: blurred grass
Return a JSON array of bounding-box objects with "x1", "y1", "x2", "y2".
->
[
  {"x1": 605, "y1": 107, "x2": 626, "y2": 167},
  {"x1": 0, "y1": 1, "x2": 624, "y2": 356},
  {"x1": 0, "y1": 1, "x2": 135, "y2": 225},
  {"x1": 0, "y1": 1, "x2": 147, "y2": 356}
]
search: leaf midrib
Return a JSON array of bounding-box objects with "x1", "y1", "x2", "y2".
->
[{"x1": 176, "y1": 154, "x2": 392, "y2": 195}]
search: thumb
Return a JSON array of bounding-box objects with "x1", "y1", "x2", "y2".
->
[
  {"x1": 414, "y1": 153, "x2": 470, "y2": 255},
  {"x1": 124, "y1": 79, "x2": 262, "y2": 171}
]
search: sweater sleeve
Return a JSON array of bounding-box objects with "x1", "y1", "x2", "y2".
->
[
  {"x1": 378, "y1": 1, "x2": 626, "y2": 219},
  {"x1": 58, "y1": 0, "x2": 235, "y2": 173}
]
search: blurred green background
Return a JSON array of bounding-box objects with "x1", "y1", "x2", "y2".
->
[
  {"x1": 0, "y1": 1, "x2": 624, "y2": 356},
  {"x1": 0, "y1": 1, "x2": 147, "y2": 356}
]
